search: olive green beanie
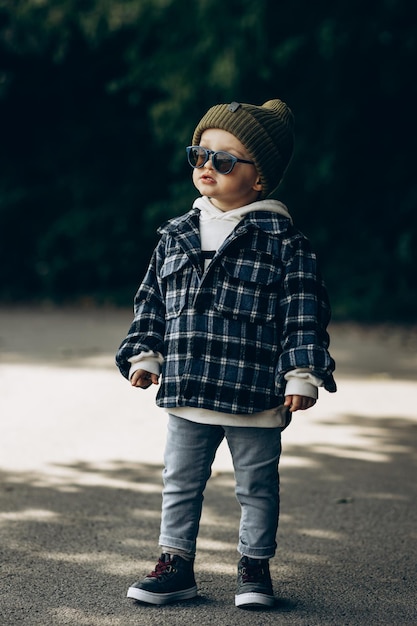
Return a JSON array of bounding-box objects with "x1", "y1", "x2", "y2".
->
[{"x1": 192, "y1": 99, "x2": 295, "y2": 198}]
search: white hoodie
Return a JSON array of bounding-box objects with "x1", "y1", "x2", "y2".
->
[{"x1": 196, "y1": 195, "x2": 292, "y2": 269}]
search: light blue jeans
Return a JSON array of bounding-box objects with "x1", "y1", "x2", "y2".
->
[{"x1": 159, "y1": 414, "x2": 282, "y2": 559}]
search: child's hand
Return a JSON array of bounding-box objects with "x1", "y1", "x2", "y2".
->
[
  {"x1": 130, "y1": 369, "x2": 160, "y2": 389},
  {"x1": 284, "y1": 395, "x2": 316, "y2": 413}
]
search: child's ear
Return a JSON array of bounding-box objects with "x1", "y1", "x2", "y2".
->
[{"x1": 253, "y1": 177, "x2": 263, "y2": 192}]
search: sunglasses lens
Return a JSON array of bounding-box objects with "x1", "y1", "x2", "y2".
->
[
  {"x1": 188, "y1": 146, "x2": 207, "y2": 168},
  {"x1": 213, "y1": 151, "x2": 235, "y2": 174}
]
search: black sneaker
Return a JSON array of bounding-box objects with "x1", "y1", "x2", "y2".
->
[
  {"x1": 127, "y1": 553, "x2": 198, "y2": 605},
  {"x1": 235, "y1": 556, "x2": 275, "y2": 608}
]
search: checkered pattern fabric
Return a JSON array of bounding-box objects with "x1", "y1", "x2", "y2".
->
[{"x1": 116, "y1": 208, "x2": 336, "y2": 414}]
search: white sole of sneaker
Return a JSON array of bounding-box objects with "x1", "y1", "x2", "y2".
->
[
  {"x1": 127, "y1": 585, "x2": 198, "y2": 605},
  {"x1": 235, "y1": 591, "x2": 275, "y2": 608}
]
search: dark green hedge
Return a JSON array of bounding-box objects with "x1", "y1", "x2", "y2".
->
[{"x1": 0, "y1": 0, "x2": 416, "y2": 320}]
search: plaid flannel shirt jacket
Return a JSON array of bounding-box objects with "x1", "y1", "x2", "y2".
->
[{"x1": 116, "y1": 207, "x2": 336, "y2": 415}]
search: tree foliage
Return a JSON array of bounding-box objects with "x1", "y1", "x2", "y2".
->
[{"x1": 0, "y1": 0, "x2": 416, "y2": 319}]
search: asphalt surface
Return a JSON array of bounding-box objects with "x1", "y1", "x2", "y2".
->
[{"x1": 0, "y1": 307, "x2": 416, "y2": 626}]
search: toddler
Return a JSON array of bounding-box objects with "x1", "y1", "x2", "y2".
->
[{"x1": 116, "y1": 99, "x2": 336, "y2": 609}]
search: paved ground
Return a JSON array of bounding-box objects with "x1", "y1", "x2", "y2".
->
[{"x1": 0, "y1": 307, "x2": 416, "y2": 625}]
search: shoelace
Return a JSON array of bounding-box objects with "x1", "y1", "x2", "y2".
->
[
  {"x1": 149, "y1": 558, "x2": 175, "y2": 579},
  {"x1": 240, "y1": 562, "x2": 266, "y2": 583}
]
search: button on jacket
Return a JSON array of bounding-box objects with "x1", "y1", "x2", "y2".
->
[{"x1": 116, "y1": 208, "x2": 336, "y2": 415}]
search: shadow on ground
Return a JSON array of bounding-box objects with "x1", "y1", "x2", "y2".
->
[{"x1": 1, "y1": 413, "x2": 416, "y2": 626}]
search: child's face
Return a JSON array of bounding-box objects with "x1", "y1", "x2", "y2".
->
[{"x1": 192, "y1": 129, "x2": 262, "y2": 211}]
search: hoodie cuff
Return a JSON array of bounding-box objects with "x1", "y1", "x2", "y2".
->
[
  {"x1": 128, "y1": 351, "x2": 163, "y2": 380},
  {"x1": 284, "y1": 378, "x2": 318, "y2": 399},
  {"x1": 284, "y1": 368, "x2": 323, "y2": 399}
]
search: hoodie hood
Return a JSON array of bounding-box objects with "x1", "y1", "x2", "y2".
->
[
  {"x1": 193, "y1": 195, "x2": 292, "y2": 224},
  {"x1": 193, "y1": 196, "x2": 293, "y2": 257}
]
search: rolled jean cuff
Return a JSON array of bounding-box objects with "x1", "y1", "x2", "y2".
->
[
  {"x1": 238, "y1": 541, "x2": 277, "y2": 560},
  {"x1": 160, "y1": 546, "x2": 195, "y2": 561},
  {"x1": 159, "y1": 534, "x2": 196, "y2": 558}
]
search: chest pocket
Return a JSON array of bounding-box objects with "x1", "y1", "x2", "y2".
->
[
  {"x1": 160, "y1": 251, "x2": 192, "y2": 319},
  {"x1": 215, "y1": 250, "x2": 282, "y2": 324}
]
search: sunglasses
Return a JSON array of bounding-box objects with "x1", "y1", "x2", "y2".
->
[{"x1": 186, "y1": 146, "x2": 255, "y2": 175}]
